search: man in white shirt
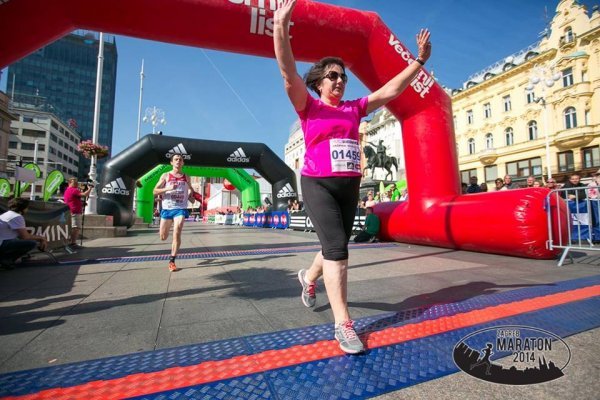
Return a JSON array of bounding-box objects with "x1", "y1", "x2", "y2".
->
[{"x1": 0, "y1": 197, "x2": 48, "y2": 269}]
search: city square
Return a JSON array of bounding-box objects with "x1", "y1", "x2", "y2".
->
[{"x1": 1, "y1": 0, "x2": 599, "y2": 398}]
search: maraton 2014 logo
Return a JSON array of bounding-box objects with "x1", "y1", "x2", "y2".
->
[{"x1": 453, "y1": 325, "x2": 571, "y2": 385}]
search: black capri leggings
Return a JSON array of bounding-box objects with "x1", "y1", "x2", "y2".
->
[{"x1": 301, "y1": 175, "x2": 362, "y2": 261}]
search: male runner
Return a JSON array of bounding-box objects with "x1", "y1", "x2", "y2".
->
[{"x1": 153, "y1": 154, "x2": 198, "y2": 272}]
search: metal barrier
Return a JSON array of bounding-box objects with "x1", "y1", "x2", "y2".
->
[{"x1": 546, "y1": 185, "x2": 599, "y2": 266}]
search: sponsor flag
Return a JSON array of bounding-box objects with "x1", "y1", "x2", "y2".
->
[
  {"x1": 0, "y1": 177, "x2": 11, "y2": 197},
  {"x1": 43, "y1": 170, "x2": 66, "y2": 201}
]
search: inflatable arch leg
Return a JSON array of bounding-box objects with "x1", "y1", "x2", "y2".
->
[{"x1": 0, "y1": 0, "x2": 567, "y2": 258}]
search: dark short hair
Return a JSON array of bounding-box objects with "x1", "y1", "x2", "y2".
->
[
  {"x1": 304, "y1": 57, "x2": 346, "y2": 96},
  {"x1": 8, "y1": 197, "x2": 30, "y2": 213}
]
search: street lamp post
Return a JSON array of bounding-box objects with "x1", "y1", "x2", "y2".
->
[
  {"x1": 526, "y1": 64, "x2": 561, "y2": 180},
  {"x1": 143, "y1": 106, "x2": 166, "y2": 134},
  {"x1": 29, "y1": 139, "x2": 39, "y2": 200},
  {"x1": 136, "y1": 59, "x2": 145, "y2": 141},
  {"x1": 85, "y1": 32, "x2": 104, "y2": 215}
]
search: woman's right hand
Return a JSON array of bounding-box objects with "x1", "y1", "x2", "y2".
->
[{"x1": 274, "y1": 0, "x2": 297, "y2": 25}]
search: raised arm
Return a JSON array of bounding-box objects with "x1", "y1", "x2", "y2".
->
[
  {"x1": 274, "y1": 0, "x2": 308, "y2": 112},
  {"x1": 366, "y1": 29, "x2": 431, "y2": 114},
  {"x1": 153, "y1": 174, "x2": 172, "y2": 196}
]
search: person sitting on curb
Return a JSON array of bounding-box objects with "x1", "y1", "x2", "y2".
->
[
  {"x1": 0, "y1": 197, "x2": 48, "y2": 269},
  {"x1": 354, "y1": 207, "x2": 380, "y2": 243}
]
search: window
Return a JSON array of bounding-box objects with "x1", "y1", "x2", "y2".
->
[
  {"x1": 585, "y1": 110, "x2": 590, "y2": 125},
  {"x1": 583, "y1": 146, "x2": 600, "y2": 169},
  {"x1": 557, "y1": 151, "x2": 574, "y2": 172},
  {"x1": 51, "y1": 120, "x2": 59, "y2": 129},
  {"x1": 503, "y1": 95, "x2": 512, "y2": 112},
  {"x1": 528, "y1": 121, "x2": 538, "y2": 140},
  {"x1": 526, "y1": 91, "x2": 536, "y2": 104},
  {"x1": 8, "y1": 141, "x2": 17, "y2": 149},
  {"x1": 467, "y1": 138, "x2": 475, "y2": 155},
  {"x1": 485, "y1": 133, "x2": 494, "y2": 149},
  {"x1": 22, "y1": 129, "x2": 46, "y2": 138},
  {"x1": 565, "y1": 27, "x2": 574, "y2": 43},
  {"x1": 484, "y1": 103, "x2": 491, "y2": 119},
  {"x1": 23, "y1": 116, "x2": 34, "y2": 123},
  {"x1": 21, "y1": 143, "x2": 35, "y2": 150},
  {"x1": 50, "y1": 133, "x2": 58, "y2": 142},
  {"x1": 484, "y1": 165, "x2": 498, "y2": 182},
  {"x1": 453, "y1": 115, "x2": 457, "y2": 128},
  {"x1": 467, "y1": 110, "x2": 473, "y2": 125},
  {"x1": 505, "y1": 128, "x2": 514, "y2": 146},
  {"x1": 506, "y1": 157, "x2": 542, "y2": 177},
  {"x1": 564, "y1": 107, "x2": 577, "y2": 129},
  {"x1": 562, "y1": 68, "x2": 574, "y2": 87},
  {"x1": 460, "y1": 169, "x2": 477, "y2": 184}
]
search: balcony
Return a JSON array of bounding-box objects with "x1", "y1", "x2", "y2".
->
[
  {"x1": 554, "y1": 126, "x2": 595, "y2": 150},
  {"x1": 559, "y1": 33, "x2": 577, "y2": 49},
  {"x1": 478, "y1": 148, "x2": 498, "y2": 165}
]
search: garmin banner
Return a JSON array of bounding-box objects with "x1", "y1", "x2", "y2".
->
[
  {"x1": 97, "y1": 135, "x2": 297, "y2": 227},
  {"x1": 0, "y1": 199, "x2": 71, "y2": 250}
]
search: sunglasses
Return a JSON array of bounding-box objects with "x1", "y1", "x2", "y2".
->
[{"x1": 323, "y1": 71, "x2": 348, "y2": 83}]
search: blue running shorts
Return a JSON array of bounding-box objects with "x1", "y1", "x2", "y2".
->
[{"x1": 160, "y1": 209, "x2": 190, "y2": 220}]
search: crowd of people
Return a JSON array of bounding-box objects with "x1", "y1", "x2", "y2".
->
[{"x1": 462, "y1": 172, "x2": 600, "y2": 199}]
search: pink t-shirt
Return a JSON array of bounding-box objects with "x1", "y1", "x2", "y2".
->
[
  {"x1": 63, "y1": 186, "x2": 83, "y2": 214},
  {"x1": 298, "y1": 95, "x2": 368, "y2": 177}
]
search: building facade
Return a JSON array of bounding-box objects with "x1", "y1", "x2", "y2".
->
[
  {"x1": 7, "y1": 31, "x2": 118, "y2": 179},
  {"x1": 452, "y1": 0, "x2": 600, "y2": 185},
  {"x1": 0, "y1": 91, "x2": 18, "y2": 177},
  {"x1": 8, "y1": 105, "x2": 81, "y2": 198}
]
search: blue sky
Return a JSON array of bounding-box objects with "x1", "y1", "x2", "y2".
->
[{"x1": 1, "y1": 0, "x2": 597, "y2": 160}]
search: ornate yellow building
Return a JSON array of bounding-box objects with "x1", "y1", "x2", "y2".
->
[{"x1": 453, "y1": 0, "x2": 599, "y2": 185}]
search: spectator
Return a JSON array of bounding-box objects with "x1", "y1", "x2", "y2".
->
[
  {"x1": 533, "y1": 181, "x2": 541, "y2": 188},
  {"x1": 525, "y1": 176, "x2": 535, "y2": 188},
  {"x1": 461, "y1": 182, "x2": 468, "y2": 194},
  {"x1": 0, "y1": 198, "x2": 47, "y2": 269},
  {"x1": 545, "y1": 178, "x2": 558, "y2": 190},
  {"x1": 588, "y1": 169, "x2": 600, "y2": 200},
  {"x1": 480, "y1": 182, "x2": 488, "y2": 192},
  {"x1": 364, "y1": 192, "x2": 377, "y2": 208},
  {"x1": 494, "y1": 178, "x2": 504, "y2": 191},
  {"x1": 503, "y1": 175, "x2": 519, "y2": 190},
  {"x1": 466, "y1": 176, "x2": 482, "y2": 193},
  {"x1": 353, "y1": 207, "x2": 380, "y2": 243},
  {"x1": 399, "y1": 189, "x2": 408, "y2": 201},
  {"x1": 63, "y1": 177, "x2": 92, "y2": 247},
  {"x1": 560, "y1": 174, "x2": 587, "y2": 201}
]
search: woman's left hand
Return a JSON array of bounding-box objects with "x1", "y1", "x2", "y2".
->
[{"x1": 416, "y1": 29, "x2": 431, "y2": 63}]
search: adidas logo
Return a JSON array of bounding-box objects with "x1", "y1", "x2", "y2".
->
[
  {"x1": 277, "y1": 183, "x2": 296, "y2": 198},
  {"x1": 227, "y1": 147, "x2": 250, "y2": 163},
  {"x1": 165, "y1": 143, "x2": 191, "y2": 160},
  {"x1": 101, "y1": 177, "x2": 130, "y2": 196}
]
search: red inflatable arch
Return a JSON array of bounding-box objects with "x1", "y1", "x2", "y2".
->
[{"x1": 0, "y1": 0, "x2": 565, "y2": 258}]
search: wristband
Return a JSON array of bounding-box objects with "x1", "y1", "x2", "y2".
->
[{"x1": 415, "y1": 58, "x2": 425, "y2": 65}]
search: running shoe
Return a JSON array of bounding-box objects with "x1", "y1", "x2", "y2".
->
[
  {"x1": 168, "y1": 261, "x2": 178, "y2": 272},
  {"x1": 298, "y1": 269, "x2": 316, "y2": 307},
  {"x1": 334, "y1": 320, "x2": 365, "y2": 354}
]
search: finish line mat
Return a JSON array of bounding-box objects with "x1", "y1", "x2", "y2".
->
[{"x1": 1, "y1": 275, "x2": 599, "y2": 399}]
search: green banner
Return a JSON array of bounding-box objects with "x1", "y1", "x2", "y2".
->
[
  {"x1": 42, "y1": 170, "x2": 65, "y2": 201},
  {"x1": 0, "y1": 178, "x2": 11, "y2": 198},
  {"x1": 19, "y1": 162, "x2": 42, "y2": 194}
]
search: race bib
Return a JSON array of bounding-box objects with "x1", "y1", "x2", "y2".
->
[{"x1": 330, "y1": 139, "x2": 361, "y2": 173}]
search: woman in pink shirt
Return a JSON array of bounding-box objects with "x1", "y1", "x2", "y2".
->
[{"x1": 274, "y1": 0, "x2": 432, "y2": 354}]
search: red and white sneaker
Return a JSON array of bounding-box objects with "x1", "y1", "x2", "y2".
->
[{"x1": 168, "y1": 261, "x2": 178, "y2": 272}]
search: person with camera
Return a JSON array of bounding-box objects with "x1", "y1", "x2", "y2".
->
[{"x1": 63, "y1": 177, "x2": 92, "y2": 248}]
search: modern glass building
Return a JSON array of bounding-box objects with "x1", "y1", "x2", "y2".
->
[{"x1": 7, "y1": 31, "x2": 117, "y2": 179}]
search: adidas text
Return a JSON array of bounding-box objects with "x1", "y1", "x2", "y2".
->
[
  {"x1": 227, "y1": 156, "x2": 250, "y2": 163},
  {"x1": 102, "y1": 187, "x2": 130, "y2": 196},
  {"x1": 166, "y1": 152, "x2": 191, "y2": 160}
]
